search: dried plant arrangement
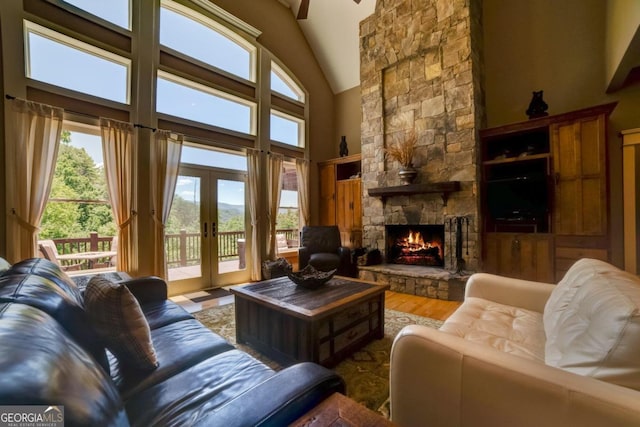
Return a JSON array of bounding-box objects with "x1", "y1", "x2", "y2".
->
[{"x1": 385, "y1": 129, "x2": 418, "y2": 168}]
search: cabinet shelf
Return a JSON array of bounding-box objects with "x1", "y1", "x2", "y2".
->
[
  {"x1": 483, "y1": 153, "x2": 550, "y2": 166},
  {"x1": 367, "y1": 182, "x2": 461, "y2": 205}
]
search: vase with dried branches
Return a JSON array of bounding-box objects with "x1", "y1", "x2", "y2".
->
[{"x1": 385, "y1": 129, "x2": 418, "y2": 184}]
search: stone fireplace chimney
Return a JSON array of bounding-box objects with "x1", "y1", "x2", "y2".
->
[{"x1": 359, "y1": 0, "x2": 485, "y2": 273}]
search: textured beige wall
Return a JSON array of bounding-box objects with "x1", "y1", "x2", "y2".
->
[
  {"x1": 606, "y1": 0, "x2": 640, "y2": 87},
  {"x1": 483, "y1": 0, "x2": 608, "y2": 126},
  {"x1": 334, "y1": 86, "x2": 362, "y2": 156}
]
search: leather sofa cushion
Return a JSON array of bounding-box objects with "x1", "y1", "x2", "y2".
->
[
  {"x1": 309, "y1": 253, "x2": 340, "y2": 271},
  {"x1": 7, "y1": 258, "x2": 83, "y2": 304},
  {"x1": 139, "y1": 299, "x2": 194, "y2": 330},
  {"x1": 440, "y1": 296, "x2": 545, "y2": 362},
  {"x1": 0, "y1": 272, "x2": 110, "y2": 373},
  {"x1": 545, "y1": 262, "x2": 640, "y2": 390},
  {"x1": 125, "y1": 349, "x2": 273, "y2": 426},
  {"x1": 301, "y1": 226, "x2": 341, "y2": 253},
  {"x1": 0, "y1": 302, "x2": 128, "y2": 426},
  {"x1": 111, "y1": 318, "x2": 234, "y2": 400}
]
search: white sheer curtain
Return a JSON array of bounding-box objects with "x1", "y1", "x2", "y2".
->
[
  {"x1": 295, "y1": 158, "x2": 310, "y2": 227},
  {"x1": 101, "y1": 118, "x2": 137, "y2": 273},
  {"x1": 150, "y1": 131, "x2": 183, "y2": 278},
  {"x1": 267, "y1": 153, "x2": 283, "y2": 260},
  {"x1": 6, "y1": 99, "x2": 63, "y2": 262},
  {"x1": 246, "y1": 150, "x2": 261, "y2": 280}
]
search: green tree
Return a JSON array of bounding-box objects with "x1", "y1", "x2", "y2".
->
[
  {"x1": 166, "y1": 195, "x2": 200, "y2": 234},
  {"x1": 218, "y1": 214, "x2": 244, "y2": 232},
  {"x1": 276, "y1": 208, "x2": 299, "y2": 230},
  {"x1": 39, "y1": 175, "x2": 82, "y2": 238}
]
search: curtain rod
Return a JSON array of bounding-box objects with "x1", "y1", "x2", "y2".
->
[
  {"x1": 5, "y1": 94, "x2": 309, "y2": 161},
  {"x1": 6, "y1": 94, "x2": 156, "y2": 131}
]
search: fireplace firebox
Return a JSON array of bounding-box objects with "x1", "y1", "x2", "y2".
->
[{"x1": 385, "y1": 225, "x2": 445, "y2": 267}]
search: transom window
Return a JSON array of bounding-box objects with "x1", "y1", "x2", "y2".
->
[
  {"x1": 24, "y1": 21, "x2": 131, "y2": 104},
  {"x1": 180, "y1": 144, "x2": 247, "y2": 171},
  {"x1": 271, "y1": 110, "x2": 304, "y2": 148},
  {"x1": 271, "y1": 61, "x2": 304, "y2": 102},
  {"x1": 60, "y1": 0, "x2": 131, "y2": 30},
  {"x1": 157, "y1": 71, "x2": 256, "y2": 135},
  {"x1": 160, "y1": 0, "x2": 256, "y2": 82}
]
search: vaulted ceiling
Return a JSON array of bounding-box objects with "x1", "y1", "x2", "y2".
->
[{"x1": 278, "y1": 0, "x2": 376, "y2": 94}]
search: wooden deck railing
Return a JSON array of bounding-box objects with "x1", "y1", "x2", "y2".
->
[{"x1": 50, "y1": 228, "x2": 299, "y2": 269}]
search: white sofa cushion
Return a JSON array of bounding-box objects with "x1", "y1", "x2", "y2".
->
[
  {"x1": 440, "y1": 296, "x2": 545, "y2": 362},
  {"x1": 544, "y1": 260, "x2": 640, "y2": 390}
]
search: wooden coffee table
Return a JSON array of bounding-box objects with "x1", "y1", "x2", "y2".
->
[{"x1": 230, "y1": 276, "x2": 389, "y2": 367}]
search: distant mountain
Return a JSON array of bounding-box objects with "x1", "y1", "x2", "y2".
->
[
  {"x1": 218, "y1": 202, "x2": 244, "y2": 225},
  {"x1": 218, "y1": 202, "x2": 244, "y2": 214}
]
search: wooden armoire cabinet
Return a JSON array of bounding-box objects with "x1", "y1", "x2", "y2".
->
[
  {"x1": 318, "y1": 154, "x2": 362, "y2": 248},
  {"x1": 480, "y1": 103, "x2": 616, "y2": 282}
]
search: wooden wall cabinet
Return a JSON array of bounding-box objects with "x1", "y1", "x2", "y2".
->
[
  {"x1": 318, "y1": 154, "x2": 362, "y2": 248},
  {"x1": 480, "y1": 103, "x2": 616, "y2": 282}
]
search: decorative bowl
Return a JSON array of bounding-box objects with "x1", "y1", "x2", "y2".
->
[{"x1": 287, "y1": 265, "x2": 337, "y2": 289}]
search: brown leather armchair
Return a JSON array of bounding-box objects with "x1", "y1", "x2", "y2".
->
[{"x1": 298, "y1": 226, "x2": 351, "y2": 276}]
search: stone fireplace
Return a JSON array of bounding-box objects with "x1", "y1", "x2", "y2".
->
[{"x1": 357, "y1": 0, "x2": 485, "y2": 300}]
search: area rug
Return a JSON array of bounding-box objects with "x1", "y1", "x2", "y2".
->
[{"x1": 194, "y1": 303, "x2": 443, "y2": 417}]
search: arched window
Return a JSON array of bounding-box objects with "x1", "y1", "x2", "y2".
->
[
  {"x1": 160, "y1": 0, "x2": 256, "y2": 82},
  {"x1": 271, "y1": 61, "x2": 305, "y2": 102}
]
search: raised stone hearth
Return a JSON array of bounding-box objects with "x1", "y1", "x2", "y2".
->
[{"x1": 359, "y1": 264, "x2": 467, "y2": 301}]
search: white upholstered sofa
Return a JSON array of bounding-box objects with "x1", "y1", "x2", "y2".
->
[{"x1": 390, "y1": 258, "x2": 640, "y2": 427}]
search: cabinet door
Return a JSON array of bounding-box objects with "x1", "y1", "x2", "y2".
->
[
  {"x1": 484, "y1": 233, "x2": 553, "y2": 282},
  {"x1": 319, "y1": 164, "x2": 336, "y2": 225},
  {"x1": 552, "y1": 115, "x2": 607, "y2": 236},
  {"x1": 336, "y1": 180, "x2": 352, "y2": 231},
  {"x1": 336, "y1": 179, "x2": 362, "y2": 248}
]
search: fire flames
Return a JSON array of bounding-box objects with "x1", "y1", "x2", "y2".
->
[{"x1": 392, "y1": 229, "x2": 443, "y2": 265}]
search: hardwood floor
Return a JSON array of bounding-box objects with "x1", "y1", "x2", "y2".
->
[{"x1": 385, "y1": 291, "x2": 461, "y2": 321}]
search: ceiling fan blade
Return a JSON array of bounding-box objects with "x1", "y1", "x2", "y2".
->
[{"x1": 297, "y1": 0, "x2": 310, "y2": 19}]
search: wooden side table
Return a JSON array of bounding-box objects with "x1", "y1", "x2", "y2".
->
[{"x1": 290, "y1": 393, "x2": 395, "y2": 426}]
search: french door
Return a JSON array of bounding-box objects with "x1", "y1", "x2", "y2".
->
[{"x1": 166, "y1": 165, "x2": 249, "y2": 295}]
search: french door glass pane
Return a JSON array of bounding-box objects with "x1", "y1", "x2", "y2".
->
[
  {"x1": 166, "y1": 175, "x2": 202, "y2": 281},
  {"x1": 217, "y1": 179, "x2": 245, "y2": 273}
]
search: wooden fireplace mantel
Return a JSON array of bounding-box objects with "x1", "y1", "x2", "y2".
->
[{"x1": 367, "y1": 181, "x2": 461, "y2": 205}]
